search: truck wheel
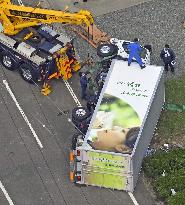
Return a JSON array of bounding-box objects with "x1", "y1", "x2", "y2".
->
[
  {"x1": 1, "y1": 54, "x2": 16, "y2": 71},
  {"x1": 19, "y1": 64, "x2": 35, "y2": 84},
  {"x1": 97, "y1": 43, "x2": 118, "y2": 58},
  {"x1": 72, "y1": 107, "x2": 90, "y2": 123}
]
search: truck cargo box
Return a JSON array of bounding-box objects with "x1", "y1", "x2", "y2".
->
[{"x1": 71, "y1": 60, "x2": 165, "y2": 192}]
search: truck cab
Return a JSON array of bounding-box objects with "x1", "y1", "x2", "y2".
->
[{"x1": 0, "y1": 25, "x2": 76, "y2": 83}]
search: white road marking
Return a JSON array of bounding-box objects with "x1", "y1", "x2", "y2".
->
[
  {"x1": 128, "y1": 192, "x2": 139, "y2": 205},
  {"x1": 0, "y1": 180, "x2": 15, "y2": 205},
  {"x1": 17, "y1": 0, "x2": 23, "y2": 6},
  {"x1": 63, "y1": 80, "x2": 82, "y2": 107},
  {"x1": 3, "y1": 80, "x2": 43, "y2": 149},
  {"x1": 5, "y1": 1, "x2": 142, "y2": 204}
]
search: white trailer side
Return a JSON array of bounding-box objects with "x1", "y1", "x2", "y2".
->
[{"x1": 71, "y1": 60, "x2": 164, "y2": 192}]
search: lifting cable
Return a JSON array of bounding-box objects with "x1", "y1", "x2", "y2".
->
[
  {"x1": 87, "y1": 26, "x2": 90, "y2": 58},
  {"x1": 31, "y1": 79, "x2": 86, "y2": 137},
  {"x1": 0, "y1": 66, "x2": 85, "y2": 137},
  {"x1": 0, "y1": 69, "x2": 68, "y2": 205},
  {"x1": 85, "y1": 24, "x2": 94, "y2": 69}
]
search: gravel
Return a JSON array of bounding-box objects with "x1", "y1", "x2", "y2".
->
[{"x1": 64, "y1": 0, "x2": 185, "y2": 80}]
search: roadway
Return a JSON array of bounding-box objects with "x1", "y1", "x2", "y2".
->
[{"x1": 0, "y1": 0, "x2": 155, "y2": 205}]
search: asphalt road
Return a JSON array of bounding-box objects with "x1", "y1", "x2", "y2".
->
[
  {"x1": 0, "y1": 43, "x2": 137, "y2": 205},
  {"x1": 0, "y1": 0, "x2": 156, "y2": 205}
]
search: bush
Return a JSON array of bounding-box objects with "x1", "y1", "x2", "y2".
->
[
  {"x1": 167, "y1": 190, "x2": 185, "y2": 205},
  {"x1": 143, "y1": 148, "x2": 185, "y2": 204},
  {"x1": 143, "y1": 148, "x2": 185, "y2": 179},
  {"x1": 154, "y1": 169, "x2": 185, "y2": 199}
]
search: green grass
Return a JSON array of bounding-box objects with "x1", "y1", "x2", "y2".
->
[
  {"x1": 156, "y1": 75, "x2": 185, "y2": 141},
  {"x1": 143, "y1": 75, "x2": 185, "y2": 205},
  {"x1": 165, "y1": 76, "x2": 185, "y2": 104},
  {"x1": 143, "y1": 149, "x2": 185, "y2": 205}
]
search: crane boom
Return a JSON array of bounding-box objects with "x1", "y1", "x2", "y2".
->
[{"x1": 0, "y1": 0, "x2": 94, "y2": 35}]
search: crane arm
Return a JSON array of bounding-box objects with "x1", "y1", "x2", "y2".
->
[{"x1": 0, "y1": 0, "x2": 94, "y2": 35}]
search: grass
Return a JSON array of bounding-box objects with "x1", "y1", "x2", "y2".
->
[
  {"x1": 144, "y1": 75, "x2": 185, "y2": 204},
  {"x1": 165, "y1": 76, "x2": 185, "y2": 104},
  {"x1": 143, "y1": 148, "x2": 185, "y2": 205},
  {"x1": 154, "y1": 75, "x2": 185, "y2": 144}
]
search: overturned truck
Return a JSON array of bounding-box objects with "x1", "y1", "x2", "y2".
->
[{"x1": 70, "y1": 60, "x2": 165, "y2": 192}]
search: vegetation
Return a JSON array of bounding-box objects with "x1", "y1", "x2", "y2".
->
[
  {"x1": 143, "y1": 75, "x2": 185, "y2": 205},
  {"x1": 143, "y1": 149, "x2": 185, "y2": 205},
  {"x1": 154, "y1": 75, "x2": 185, "y2": 145}
]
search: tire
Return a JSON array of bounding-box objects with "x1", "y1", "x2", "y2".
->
[
  {"x1": 72, "y1": 107, "x2": 90, "y2": 123},
  {"x1": 1, "y1": 53, "x2": 16, "y2": 71},
  {"x1": 97, "y1": 43, "x2": 118, "y2": 58},
  {"x1": 19, "y1": 64, "x2": 35, "y2": 83}
]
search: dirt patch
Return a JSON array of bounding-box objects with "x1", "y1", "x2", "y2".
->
[
  {"x1": 141, "y1": 172, "x2": 165, "y2": 205},
  {"x1": 150, "y1": 131, "x2": 185, "y2": 150}
]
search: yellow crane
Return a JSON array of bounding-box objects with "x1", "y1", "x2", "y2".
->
[
  {"x1": 0, "y1": 0, "x2": 94, "y2": 35},
  {"x1": 0, "y1": 0, "x2": 94, "y2": 95}
]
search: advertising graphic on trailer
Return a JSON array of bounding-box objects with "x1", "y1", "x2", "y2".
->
[
  {"x1": 87, "y1": 60, "x2": 162, "y2": 154},
  {"x1": 82, "y1": 61, "x2": 162, "y2": 190}
]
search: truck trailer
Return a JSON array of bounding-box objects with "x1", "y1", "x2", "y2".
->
[{"x1": 70, "y1": 60, "x2": 165, "y2": 192}]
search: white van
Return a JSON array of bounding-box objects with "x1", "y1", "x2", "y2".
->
[{"x1": 70, "y1": 60, "x2": 164, "y2": 192}]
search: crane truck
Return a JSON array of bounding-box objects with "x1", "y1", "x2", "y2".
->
[{"x1": 0, "y1": 0, "x2": 94, "y2": 95}]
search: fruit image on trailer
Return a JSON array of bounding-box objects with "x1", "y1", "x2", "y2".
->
[{"x1": 70, "y1": 60, "x2": 165, "y2": 192}]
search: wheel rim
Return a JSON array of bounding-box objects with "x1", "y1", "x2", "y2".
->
[
  {"x1": 3, "y1": 56, "x2": 12, "y2": 68},
  {"x1": 100, "y1": 46, "x2": 111, "y2": 54},
  {"x1": 22, "y1": 68, "x2": 32, "y2": 81},
  {"x1": 76, "y1": 109, "x2": 86, "y2": 117}
]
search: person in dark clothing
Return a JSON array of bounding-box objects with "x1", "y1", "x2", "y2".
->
[
  {"x1": 128, "y1": 38, "x2": 145, "y2": 69},
  {"x1": 160, "y1": 44, "x2": 176, "y2": 73},
  {"x1": 86, "y1": 94, "x2": 96, "y2": 113},
  {"x1": 42, "y1": 56, "x2": 56, "y2": 83},
  {"x1": 66, "y1": 42, "x2": 76, "y2": 61},
  {"x1": 80, "y1": 72, "x2": 88, "y2": 99}
]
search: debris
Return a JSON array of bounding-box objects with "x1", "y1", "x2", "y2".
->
[
  {"x1": 162, "y1": 170, "x2": 166, "y2": 177},
  {"x1": 171, "y1": 188, "x2": 176, "y2": 196}
]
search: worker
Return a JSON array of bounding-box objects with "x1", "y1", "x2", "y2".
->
[
  {"x1": 42, "y1": 56, "x2": 58, "y2": 85},
  {"x1": 42, "y1": 57, "x2": 53, "y2": 81},
  {"x1": 160, "y1": 44, "x2": 176, "y2": 73},
  {"x1": 128, "y1": 38, "x2": 146, "y2": 69},
  {"x1": 66, "y1": 42, "x2": 76, "y2": 61},
  {"x1": 80, "y1": 72, "x2": 88, "y2": 99},
  {"x1": 86, "y1": 73, "x2": 96, "y2": 95},
  {"x1": 86, "y1": 94, "x2": 96, "y2": 113}
]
